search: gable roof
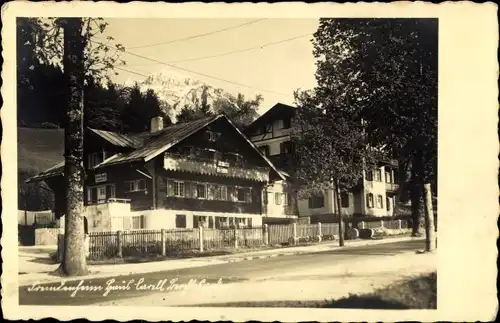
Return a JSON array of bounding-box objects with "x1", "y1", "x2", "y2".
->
[
  {"x1": 94, "y1": 115, "x2": 221, "y2": 168},
  {"x1": 88, "y1": 128, "x2": 145, "y2": 148},
  {"x1": 25, "y1": 161, "x2": 65, "y2": 183},
  {"x1": 26, "y1": 114, "x2": 286, "y2": 183},
  {"x1": 245, "y1": 103, "x2": 296, "y2": 135}
]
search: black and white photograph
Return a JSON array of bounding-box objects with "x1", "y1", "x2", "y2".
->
[{"x1": 1, "y1": 2, "x2": 497, "y2": 322}]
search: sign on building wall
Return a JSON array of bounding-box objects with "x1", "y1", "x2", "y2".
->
[
  {"x1": 216, "y1": 167, "x2": 229, "y2": 174},
  {"x1": 217, "y1": 161, "x2": 229, "y2": 174},
  {"x1": 95, "y1": 173, "x2": 107, "y2": 183}
]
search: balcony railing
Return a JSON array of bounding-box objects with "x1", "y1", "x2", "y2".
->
[
  {"x1": 164, "y1": 153, "x2": 270, "y2": 182},
  {"x1": 87, "y1": 198, "x2": 131, "y2": 205},
  {"x1": 385, "y1": 183, "x2": 399, "y2": 192}
]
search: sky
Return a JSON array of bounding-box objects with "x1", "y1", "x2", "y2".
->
[{"x1": 101, "y1": 18, "x2": 319, "y2": 114}]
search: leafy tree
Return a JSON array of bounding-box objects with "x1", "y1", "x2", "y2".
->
[
  {"x1": 84, "y1": 79, "x2": 124, "y2": 131},
  {"x1": 214, "y1": 93, "x2": 262, "y2": 128},
  {"x1": 307, "y1": 18, "x2": 437, "y2": 250},
  {"x1": 176, "y1": 89, "x2": 262, "y2": 129},
  {"x1": 292, "y1": 90, "x2": 381, "y2": 247},
  {"x1": 16, "y1": 17, "x2": 126, "y2": 128},
  {"x1": 122, "y1": 83, "x2": 171, "y2": 132}
]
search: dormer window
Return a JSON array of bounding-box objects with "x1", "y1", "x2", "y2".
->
[{"x1": 206, "y1": 131, "x2": 221, "y2": 142}]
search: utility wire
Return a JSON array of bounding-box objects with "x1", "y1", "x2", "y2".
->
[
  {"x1": 97, "y1": 40, "x2": 290, "y2": 96},
  {"x1": 114, "y1": 66, "x2": 150, "y2": 78},
  {"x1": 127, "y1": 18, "x2": 268, "y2": 49},
  {"x1": 126, "y1": 33, "x2": 313, "y2": 66}
]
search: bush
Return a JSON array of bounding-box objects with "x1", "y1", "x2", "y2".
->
[{"x1": 359, "y1": 228, "x2": 374, "y2": 239}]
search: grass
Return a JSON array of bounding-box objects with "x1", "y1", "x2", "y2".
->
[
  {"x1": 190, "y1": 272, "x2": 437, "y2": 309},
  {"x1": 18, "y1": 127, "x2": 64, "y2": 174},
  {"x1": 85, "y1": 245, "x2": 277, "y2": 265},
  {"x1": 322, "y1": 271, "x2": 437, "y2": 309}
]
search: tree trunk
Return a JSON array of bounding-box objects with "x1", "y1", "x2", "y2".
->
[
  {"x1": 61, "y1": 18, "x2": 87, "y2": 276},
  {"x1": 398, "y1": 157, "x2": 412, "y2": 205},
  {"x1": 335, "y1": 179, "x2": 345, "y2": 247},
  {"x1": 423, "y1": 183, "x2": 436, "y2": 251},
  {"x1": 410, "y1": 153, "x2": 424, "y2": 237}
]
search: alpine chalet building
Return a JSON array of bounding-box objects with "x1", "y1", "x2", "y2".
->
[
  {"x1": 245, "y1": 103, "x2": 400, "y2": 222},
  {"x1": 27, "y1": 114, "x2": 288, "y2": 231}
]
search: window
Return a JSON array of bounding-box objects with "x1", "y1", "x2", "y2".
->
[
  {"x1": 308, "y1": 195, "x2": 325, "y2": 209},
  {"x1": 179, "y1": 146, "x2": 194, "y2": 157},
  {"x1": 275, "y1": 119, "x2": 284, "y2": 129},
  {"x1": 196, "y1": 184, "x2": 206, "y2": 199},
  {"x1": 204, "y1": 148, "x2": 217, "y2": 162},
  {"x1": 366, "y1": 171, "x2": 373, "y2": 181},
  {"x1": 87, "y1": 184, "x2": 115, "y2": 205},
  {"x1": 386, "y1": 197, "x2": 391, "y2": 211},
  {"x1": 275, "y1": 192, "x2": 282, "y2": 205},
  {"x1": 173, "y1": 181, "x2": 185, "y2": 197},
  {"x1": 126, "y1": 179, "x2": 146, "y2": 192},
  {"x1": 385, "y1": 170, "x2": 392, "y2": 183},
  {"x1": 237, "y1": 188, "x2": 246, "y2": 202},
  {"x1": 283, "y1": 118, "x2": 291, "y2": 129},
  {"x1": 206, "y1": 131, "x2": 221, "y2": 142},
  {"x1": 280, "y1": 141, "x2": 293, "y2": 154},
  {"x1": 175, "y1": 214, "x2": 186, "y2": 228},
  {"x1": 377, "y1": 195, "x2": 383, "y2": 209},
  {"x1": 393, "y1": 171, "x2": 399, "y2": 184},
  {"x1": 193, "y1": 215, "x2": 208, "y2": 228},
  {"x1": 235, "y1": 217, "x2": 247, "y2": 227},
  {"x1": 259, "y1": 145, "x2": 270, "y2": 156},
  {"x1": 341, "y1": 192, "x2": 349, "y2": 208},
  {"x1": 366, "y1": 193, "x2": 374, "y2": 208},
  {"x1": 132, "y1": 215, "x2": 144, "y2": 229},
  {"x1": 218, "y1": 216, "x2": 229, "y2": 228},
  {"x1": 375, "y1": 169, "x2": 382, "y2": 182},
  {"x1": 284, "y1": 193, "x2": 292, "y2": 206}
]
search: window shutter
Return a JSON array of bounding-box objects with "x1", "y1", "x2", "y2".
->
[
  {"x1": 166, "y1": 179, "x2": 174, "y2": 196},
  {"x1": 193, "y1": 215, "x2": 199, "y2": 228},
  {"x1": 185, "y1": 182, "x2": 193, "y2": 198},
  {"x1": 106, "y1": 185, "x2": 112, "y2": 200},
  {"x1": 208, "y1": 216, "x2": 214, "y2": 229},
  {"x1": 366, "y1": 194, "x2": 370, "y2": 208},
  {"x1": 248, "y1": 218, "x2": 253, "y2": 228},
  {"x1": 279, "y1": 142, "x2": 284, "y2": 154},
  {"x1": 207, "y1": 184, "x2": 215, "y2": 200},
  {"x1": 91, "y1": 188, "x2": 97, "y2": 203},
  {"x1": 228, "y1": 186, "x2": 236, "y2": 202}
]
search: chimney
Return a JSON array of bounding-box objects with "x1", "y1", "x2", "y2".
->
[{"x1": 150, "y1": 116, "x2": 164, "y2": 133}]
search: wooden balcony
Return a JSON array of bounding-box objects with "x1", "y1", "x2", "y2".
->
[{"x1": 164, "y1": 153, "x2": 270, "y2": 182}]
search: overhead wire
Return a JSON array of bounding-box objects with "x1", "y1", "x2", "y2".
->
[{"x1": 127, "y1": 18, "x2": 268, "y2": 49}]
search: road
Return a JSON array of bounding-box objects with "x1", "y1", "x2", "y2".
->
[{"x1": 19, "y1": 240, "x2": 428, "y2": 306}]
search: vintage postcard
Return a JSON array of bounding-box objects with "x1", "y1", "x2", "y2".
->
[{"x1": 1, "y1": 1, "x2": 498, "y2": 322}]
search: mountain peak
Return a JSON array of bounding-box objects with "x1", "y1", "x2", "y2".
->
[{"x1": 128, "y1": 69, "x2": 234, "y2": 122}]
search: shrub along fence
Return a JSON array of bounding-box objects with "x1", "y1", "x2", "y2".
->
[{"x1": 56, "y1": 217, "x2": 412, "y2": 260}]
